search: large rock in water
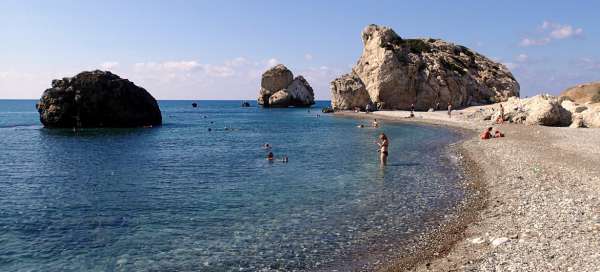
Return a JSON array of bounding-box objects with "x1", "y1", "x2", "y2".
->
[
  {"x1": 257, "y1": 65, "x2": 315, "y2": 107},
  {"x1": 36, "y1": 70, "x2": 162, "y2": 128},
  {"x1": 331, "y1": 24, "x2": 520, "y2": 110}
]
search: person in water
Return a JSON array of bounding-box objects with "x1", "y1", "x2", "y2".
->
[
  {"x1": 372, "y1": 119, "x2": 379, "y2": 128},
  {"x1": 281, "y1": 155, "x2": 288, "y2": 163},
  {"x1": 263, "y1": 143, "x2": 271, "y2": 149},
  {"x1": 480, "y1": 127, "x2": 493, "y2": 140},
  {"x1": 447, "y1": 102, "x2": 453, "y2": 118},
  {"x1": 376, "y1": 133, "x2": 389, "y2": 165},
  {"x1": 266, "y1": 152, "x2": 274, "y2": 161},
  {"x1": 357, "y1": 124, "x2": 365, "y2": 128}
]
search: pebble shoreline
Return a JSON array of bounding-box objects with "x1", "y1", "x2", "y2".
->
[{"x1": 336, "y1": 110, "x2": 600, "y2": 271}]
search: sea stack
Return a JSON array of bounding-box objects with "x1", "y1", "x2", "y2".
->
[
  {"x1": 330, "y1": 24, "x2": 520, "y2": 111},
  {"x1": 257, "y1": 64, "x2": 315, "y2": 107},
  {"x1": 36, "y1": 70, "x2": 162, "y2": 128}
]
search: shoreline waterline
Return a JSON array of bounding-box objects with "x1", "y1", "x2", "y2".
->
[
  {"x1": 333, "y1": 111, "x2": 488, "y2": 271},
  {"x1": 337, "y1": 109, "x2": 600, "y2": 271},
  {"x1": 0, "y1": 100, "x2": 475, "y2": 271}
]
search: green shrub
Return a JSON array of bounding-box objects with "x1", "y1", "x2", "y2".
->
[{"x1": 402, "y1": 39, "x2": 431, "y2": 54}]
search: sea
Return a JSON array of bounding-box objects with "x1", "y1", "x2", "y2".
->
[{"x1": 0, "y1": 100, "x2": 464, "y2": 271}]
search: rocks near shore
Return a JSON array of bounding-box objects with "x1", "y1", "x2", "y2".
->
[
  {"x1": 470, "y1": 94, "x2": 600, "y2": 128},
  {"x1": 257, "y1": 64, "x2": 315, "y2": 107},
  {"x1": 36, "y1": 70, "x2": 162, "y2": 128},
  {"x1": 330, "y1": 24, "x2": 520, "y2": 111}
]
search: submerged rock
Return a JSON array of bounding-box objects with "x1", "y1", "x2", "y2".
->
[
  {"x1": 36, "y1": 70, "x2": 162, "y2": 128},
  {"x1": 257, "y1": 65, "x2": 315, "y2": 107},
  {"x1": 331, "y1": 24, "x2": 520, "y2": 110}
]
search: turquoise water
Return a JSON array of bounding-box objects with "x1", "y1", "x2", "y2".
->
[{"x1": 0, "y1": 100, "x2": 463, "y2": 271}]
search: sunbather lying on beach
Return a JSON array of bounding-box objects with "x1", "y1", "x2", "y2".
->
[
  {"x1": 480, "y1": 127, "x2": 493, "y2": 140},
  {"x1": 494, "y1": 129, "x2": 505, "y2": 138}
]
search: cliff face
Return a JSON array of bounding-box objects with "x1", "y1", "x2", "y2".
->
[{"x1": 331, "y1": 24, "x2": 520, "y2": 110}]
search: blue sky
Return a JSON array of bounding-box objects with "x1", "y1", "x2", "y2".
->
[{"x1": 1, "y1": 0, "x2": 599, "y2": 100}]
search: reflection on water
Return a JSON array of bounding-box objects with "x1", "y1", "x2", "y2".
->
[{"x1": 0, "y1": 100, "x2": 463, "y2": 271}]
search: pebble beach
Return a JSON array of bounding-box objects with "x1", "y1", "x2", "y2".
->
[{"x1": 337, "y1": 109, "x2": 600, "y2": 271}]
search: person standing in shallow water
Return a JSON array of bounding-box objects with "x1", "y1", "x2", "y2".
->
[{"x1": 376, "y1": 133, "x2": 389, "y2": 166}]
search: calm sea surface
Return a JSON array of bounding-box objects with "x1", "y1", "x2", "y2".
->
[{"x1": 0, "y1": 100, "x2": 463, "y2": 271}]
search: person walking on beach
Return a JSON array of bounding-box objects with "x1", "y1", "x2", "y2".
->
[
  {"x1": 376, "y1": 133, "x2": 389, "y2": 165},
  {"x1": 447, "y1": 102, "x2": 453, "y2": 118}
]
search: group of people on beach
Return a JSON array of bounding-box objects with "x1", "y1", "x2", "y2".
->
[
  {"x1": 263, "y1": 143, "x2": 288, "y2": 163},
  {"x1": 480, "y1": 127, "x2": 504, "y2": 139}
]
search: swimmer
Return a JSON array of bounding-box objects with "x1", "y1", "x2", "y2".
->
[
  {"x1": 372, "y1": 118, "x2": 379, "y2": 128},
  {"x1": 281, "y1": 155, "x2": 288, "y2": 163},
  {"x1": 357, "y1": 124, "x2": 365, "y2": 128},
  {"x1": 263, "y1": 143, "x2": 271, "y2": 149},
  {"x1": 208, "y1": 128, "x2": 212, "y2": 132},
  {"x1": 266, "y1": 152, "x2": 274, "y2": 161}
]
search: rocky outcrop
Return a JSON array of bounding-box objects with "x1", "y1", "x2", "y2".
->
[
  {"x1": 36, "y1": 70, "x2": 162, "y2": 128},
  {"x1": 257, "y1": 65, "x2": 314, "y2": 107},
  {"x1": 330, "y1": 72, "x2": 370, "y2": 110},
  {"x1": 474, "y1": 95, "x2": 571, "y2": 126},
  {"x1": 560, "y1": 82, "x2": 600, "y2": 104},
  {"x1": 522, "y1": 95, "x2": 571, "y2": 126},
  {"x1": 331, "y1": 24, "x2": 520, "y2": 110}
]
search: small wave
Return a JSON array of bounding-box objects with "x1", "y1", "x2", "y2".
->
[{"x1": 0, "y1": 124, "x2": 42, "y2": 130}]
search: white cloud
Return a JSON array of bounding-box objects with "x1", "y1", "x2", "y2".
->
[
  {"x1": 502, "y1": 62, "x2": 519, "y2": 70},
  {"x1": 520, "y1": 21, "x2": 583, "y2": 47},
  {"x1": 266, "y1": 58, "x2": 279, "y2": 67},
  {"x1": 100, "y1": 61, "x2": 119, "y2": 70},
  {"x1": 516, "y1": 54, "x2": 529, "y2": 62},
  {"x1": 542, "y1": 20, "x2": 583, "y2": 39},
  {"x1": 519, "y1": 37, "x2": 550, "y2": 47},
  {"x1": 575, "y1": 57, "x2": 600, "y2": 71},
  {"x1": 134, "y1": 61, "x2": 202, "y2": 72},
  {"x1": 0, "y1": 57, "x2": 340, "y2": 100},
  {"x1": 304, "y1": 53, "x2": 313, "y2": 61}
]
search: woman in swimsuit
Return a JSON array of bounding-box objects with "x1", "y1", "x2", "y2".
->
[{"x1": 376, "y1": 133, "x2": 389, "y2": 165}]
